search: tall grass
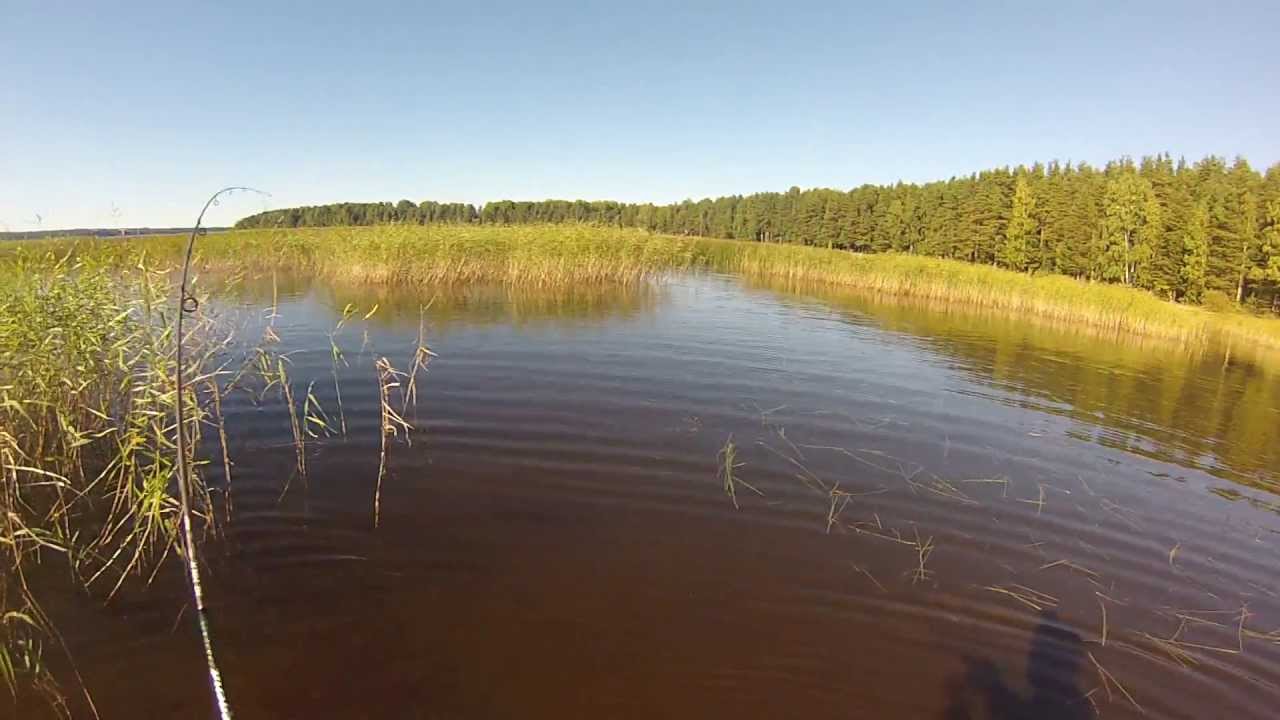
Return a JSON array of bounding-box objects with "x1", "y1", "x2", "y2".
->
[
  {"x1": 172, "y1": 224, "x2": 696, "y2": 287},
  {"x1": 0, "y1": 247, "x2": 221, "y2": 713},
  {"x1": 17, "y1": 225, "x2": 1280, "y2": 351},
  {"x1": 692, "y1": 238, "x2": 1280, "y2": 351}
]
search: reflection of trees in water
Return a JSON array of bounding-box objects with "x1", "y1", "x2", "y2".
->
[
  {"x1": 757, "y1": 277, "x2": 1280, "y2": 500},
  {"x1": 944, "y1": 610, "x2": 1090, "y2": 720},
  {"x1": 210, "y1": 271, "x2": 662, "y2": 331}
]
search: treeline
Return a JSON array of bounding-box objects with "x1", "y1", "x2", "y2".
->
[
  {"x1": 239, "y1": 200, "x2": 480, "y2": 227},
  {"x1": 0, "y1": 227, "x2": 230, "y2": 240},
  {"x1": 235, "y1": 154, "x2": 1280, "y2": 311}
]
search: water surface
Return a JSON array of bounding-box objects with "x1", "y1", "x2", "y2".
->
[{"x1": 27, "y1": 273, "x2": 1280, "y2": 719}]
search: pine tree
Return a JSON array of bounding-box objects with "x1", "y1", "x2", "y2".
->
[
  {"x1": 1140, "y1": 155, "x2": 1185, "y2": 298},
  {"x1": 1182, "y1": 201, "x2": 1211, "y2": 303},
  {"x1": 918, "y1": 183, "x2": 954, "y2": 257},
  {"x1": 1225, "y1": 158, "x2": 1262, "y2": 303},
  {"x1": 967, "y1": 170, "x2": 1012, "y2": 264},
  {"x1": 1054, "y1": 164, "x2": 1103, "y2": 280},
  {"x1": 819, "y1": 194, "x2": 844, "y2": 249},
  {"x1": 884, "y1": 193, "x2": 913, "y2": 253},
  {"x1": 795, "y1": 191, "x2": 826, "y2": 245},
  {"x1": 1194, "y1": 157, "x2": 1241, "y2": 297},
  {"x1": 843, "y1": 188, "x2": 876, "y2": 252},
  {"x1": 1039, "y1": 162, "x2": 1071, "y2": 274},
  {"x1": 1235, "y1": 191, "x2": 1260, "y2": 302},
  {"x1": 998, "y1": 174, "x2": 1037, "y2": 272},
  {"x1": 1101, "y1": 170, "x2": 1159, "y2": 286},
  {"x1": 1252, "y1": 198, "x2": 1280, "y2": 311}
]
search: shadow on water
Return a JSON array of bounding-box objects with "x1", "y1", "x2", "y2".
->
[{"x1": 943, "y1": 610, "x2": 1089, "y2": 720}]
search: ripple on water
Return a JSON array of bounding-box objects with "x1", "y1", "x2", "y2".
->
[{"x1": 30, "y1": 273, "x2": 1280, "y2": 719}]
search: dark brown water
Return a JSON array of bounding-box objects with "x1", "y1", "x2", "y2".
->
[{"x1": 21, "y1": 274, "x2": 1280, "y2": 719}]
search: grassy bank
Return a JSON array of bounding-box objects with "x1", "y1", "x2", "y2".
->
[
  {"x1": 692, "y1": 238, "x2": 1280, "y2": 351},
  {"x1": 8, "y1": 224, "x2": 1280, "y2": 352},
  {"x1": 4, "y1": 225, "x2": 697, "y2": 288}
]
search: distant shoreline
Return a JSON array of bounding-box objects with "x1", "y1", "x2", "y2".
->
[
  {"x1": 13, "y1": 224, "x2": 1278, "y2": 354},
  {"x1": 0, "y1": 227, "x2": 230, "y2": 241}
]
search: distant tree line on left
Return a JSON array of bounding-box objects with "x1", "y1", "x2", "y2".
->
[
  {"x1": 236, "y1": 200, "x2": 481, "y2": 228},
  {"x1": 0, "y1": 227, "x2": 230, "y2": 240}
]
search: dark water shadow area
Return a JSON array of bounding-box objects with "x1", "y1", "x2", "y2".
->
[{"x1": 944, "y1": 610, "x2": 1089, "y2": 720}]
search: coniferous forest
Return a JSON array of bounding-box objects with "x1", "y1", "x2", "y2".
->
[{"x1": 235, "y1": 155, "x2": 1280, "y2": 312}]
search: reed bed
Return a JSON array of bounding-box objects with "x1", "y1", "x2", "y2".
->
[
  {"x1": 18, "y1": 224, "x2": 1280, "y2": 351},
  {"x1": 0, "y1": 240, "x2": 440, "y2": 711},
  {"x1": 692, "y1": 237, "x2": 1280, "y2": 351},
  {"x1": 0, "y1": 247, "x2": 222, "y2": 711},
  {"x1": 133, "y1": 225, "x2": 695, "y2": 288}
]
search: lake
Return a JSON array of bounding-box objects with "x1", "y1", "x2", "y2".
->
[{"x1": 27, "y1": 272, "x2": 1280, "y2": 719}]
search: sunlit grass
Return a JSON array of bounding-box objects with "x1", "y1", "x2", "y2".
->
[
  {"x1": 17, "y1": 225, "x2": 1279, "y2": 351},
  {"x1": 692, "y1": 238, "x2": 1280, "y2": 351},
  {"x1": 0, "y1": 247, "x2": 223, "y2": 711},
  {"x1": 171, "y1": 224, "x2": 695, "y2": 287}
]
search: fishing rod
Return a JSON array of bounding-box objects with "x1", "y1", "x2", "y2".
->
[{"x1": 174, "y1": 186, "x2": 266, "y2": 720}]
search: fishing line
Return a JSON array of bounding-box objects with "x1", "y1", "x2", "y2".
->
[{"x1": 174, "y1": 187, "x2": 268, "y2": 720}]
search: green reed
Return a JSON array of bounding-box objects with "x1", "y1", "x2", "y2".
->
[
  {"x1": 18, "y1": 224, "x2": 1280, "y2": 351},
  {"x1": 692, "y1": 238, "x2": 1280, "y2": 351},
  {"x1": 71, "y1": 224, "x2": 702, "y2": 288},
  {"x1": 0, "y1": 247, "x2": 226, "y2": 712}
]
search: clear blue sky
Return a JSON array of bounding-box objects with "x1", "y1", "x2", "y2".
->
[{"x1": 2, "y1": 1, "x2": 1277, "y2": 231}]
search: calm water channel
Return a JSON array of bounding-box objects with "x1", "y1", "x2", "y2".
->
[{"x1": 23, "y1": 272, "x2": 1280, "y2": 719}]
